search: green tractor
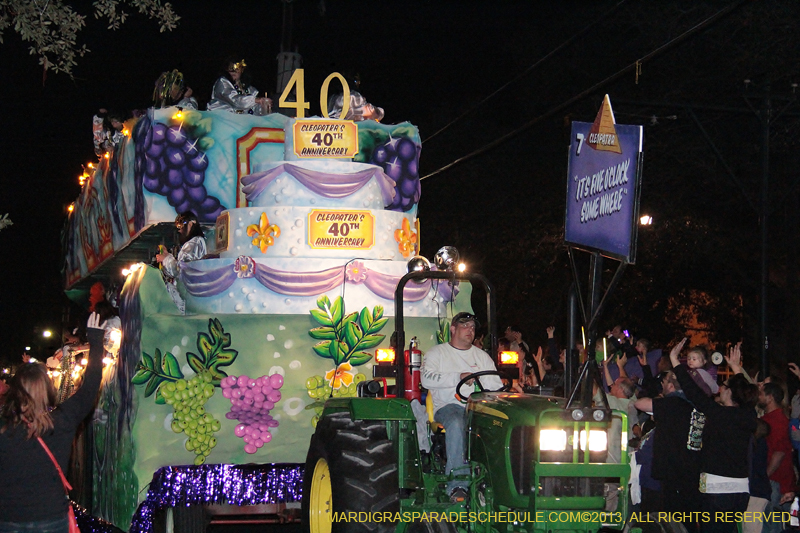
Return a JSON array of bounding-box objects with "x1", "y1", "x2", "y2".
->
[{"x1": 302, "y1": 271, "x2": 630, "y2": 533}]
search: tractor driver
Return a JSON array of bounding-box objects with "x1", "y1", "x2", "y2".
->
[{"x1": 421, "y1": 312, "x2": 504, "y2": 504}]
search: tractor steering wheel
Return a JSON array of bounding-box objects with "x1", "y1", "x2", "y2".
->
[{"x1": 455, "y1": 370, "x2": 512, "y2": 402}]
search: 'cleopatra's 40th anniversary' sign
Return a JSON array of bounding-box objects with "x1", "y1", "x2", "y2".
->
[
  {"x1": 308, "y1": 210, "x2": 374, "y2": 250},
  {"x1": 293, "y1": 120, "x2": 358, "y2": 158}
]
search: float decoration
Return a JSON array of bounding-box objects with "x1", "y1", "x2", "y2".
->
[
  {"x1": 246, "y1": 212, "x2": 281, "y2": 253},
  {"x1": 132, "y1": 318, "x2": 238, "y2": 464},
  {"x1": 222, "y1": 373, "x2": 284, "y2": 454},
  {"x1": 308, "y1": 295, "x2": 386, "y2": 367},
  {"x1": 304, "y1": 295, "x2": 386, "y2": 426}
]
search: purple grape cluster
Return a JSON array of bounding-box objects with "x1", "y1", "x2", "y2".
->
[
  {"x1": 134, "y1": 116, "x2": 224, "y2": 223},
  {"x1": 371, "y1": 136, "x2": 421, "y2": 212},
  {"x1": 221, "y1": 374, "x2": 283, "y2": 454}
]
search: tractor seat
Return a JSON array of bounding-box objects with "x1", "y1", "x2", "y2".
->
[{"x1": 425, "y1": 392, "x2": 445, "y2": 433}]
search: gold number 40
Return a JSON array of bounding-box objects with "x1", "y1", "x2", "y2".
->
[{"x1": 278, "y1": 69, "x2": 351, "y2": 119}]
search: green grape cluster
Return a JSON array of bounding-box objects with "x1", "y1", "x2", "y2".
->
[
  {"x1": 161, "y1": 372, "x2": 222, "y2": 465},
  {"x1": 305, "y1": 373, "x2": 367, "y2": 427}
]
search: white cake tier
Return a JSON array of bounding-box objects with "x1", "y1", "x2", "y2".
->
[
  {"x1": 215, "y1": 206, "x2": 418, "y2": 261},
  {"x1": 180, "y1": 257, "x2": 460, "y2": 317}
]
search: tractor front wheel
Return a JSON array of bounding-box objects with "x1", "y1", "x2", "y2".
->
[{"x1": 302, "y1": 412, "x2": 400, "y2": 533}]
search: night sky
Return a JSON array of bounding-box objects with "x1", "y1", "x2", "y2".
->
[{"x1": 1, "y1": 1, "x2": 798, "y2": 368}]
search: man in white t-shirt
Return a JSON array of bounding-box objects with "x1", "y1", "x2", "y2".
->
[{"x1": 421, "y1": 312, "x2": 503, "y2": 503}]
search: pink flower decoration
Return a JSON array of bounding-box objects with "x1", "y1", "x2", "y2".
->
[
  {"x1": 345, "y1": 261, "x2": 367, "y2": 283},
  {"x1": 234, "y1": 256, "x2": 255, "y2": 278}
]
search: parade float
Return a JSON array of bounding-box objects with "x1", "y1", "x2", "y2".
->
[{"x1": 62, "y1": 75, "x2": 473, "y2": 531}]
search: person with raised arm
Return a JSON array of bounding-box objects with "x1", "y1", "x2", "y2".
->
[
  {"x1": 0, "y1": 313, "x2": 106, "y2": 532},
  {"x1": 669, "y1": 337, "x2": 758, "y2": 533}
]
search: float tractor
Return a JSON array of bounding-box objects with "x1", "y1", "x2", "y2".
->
[{"x1": 302, "y1": 270, "x2": 630, "y2": 533}]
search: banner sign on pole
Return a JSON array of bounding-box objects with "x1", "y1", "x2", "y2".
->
[{"x1": 564, "y1": 95, "x2": 644, "y2": 263}]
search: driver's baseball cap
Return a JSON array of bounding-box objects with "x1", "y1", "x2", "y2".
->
[{"x1": 451, "y1": 312, "x2": 479, "y2": 328}]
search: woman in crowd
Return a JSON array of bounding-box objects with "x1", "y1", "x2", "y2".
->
[
  {"x1": 207, "y1": 57, "x2": 271, "y2": 115},
  {"x1": 669, "y1": 337, "x2": 758, "y2": 533},
  {"x1": 0, "y1": 313, "x2": 105, "y2": 532}
]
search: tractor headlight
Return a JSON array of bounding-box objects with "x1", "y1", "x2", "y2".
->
[
  {"x1": 539, "y1": 429, "x2": 568, "y2": 451},
  {"x1": 579, "y1": 430, "x2": 608, "y2": 452}
]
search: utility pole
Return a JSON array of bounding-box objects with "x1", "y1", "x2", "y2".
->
[
  {"x1": 276, "y1": 0, "x2": 303, "y2": 98},
  {"x1": 759, "y1": 85, "x2": 770, "y2": 377}
]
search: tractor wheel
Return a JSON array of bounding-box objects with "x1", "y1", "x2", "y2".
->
[{"x1": 302, "y1": 411, "x2": 400, "y2": 533}]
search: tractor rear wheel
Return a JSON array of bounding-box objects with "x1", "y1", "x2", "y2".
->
[{"x1": 302, "y1": 411, "x2": 400, "y2": 533}]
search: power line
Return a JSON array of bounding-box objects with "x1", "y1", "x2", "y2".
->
[
  {"x1": 421, "y1": 0, "x2": 750, "y2": 181},
  {"x1": 422, "y1": 0, "x2": 630, "y2": 145}
]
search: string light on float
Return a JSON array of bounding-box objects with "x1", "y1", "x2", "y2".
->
[
  {"x1": 121, "y1": 262, "x2": 144, "y2": 277},
  {"x1": 457, "y1": 262, "x2": 466, "y2": 273}
]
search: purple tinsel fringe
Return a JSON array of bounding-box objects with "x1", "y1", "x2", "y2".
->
[
  {"x1": 128, "y1": 463, "x2": 303, "y2": 533},
  {"x1": 73, "y1": 501, "x2": 121, "y2": 533}
]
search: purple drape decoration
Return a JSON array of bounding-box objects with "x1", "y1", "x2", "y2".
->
[
  {"x1": 181, "y1": 260, "x2": 450, "y2": 302},
  {"x1": 253, "y1": 263, "x2": 345, "y2": 295},
  {"x1": 181, "y1": 262, "x2": 239, "y2": 296},
  {"x1": 241, "y1": 163, "x2": 396, "y2": 207},
  {"x1": 363, "y1": 268, "x2": 430, "y2": 301},
  {"x1": 129, "y1": 464, "x2": 303, "y2": 533}
]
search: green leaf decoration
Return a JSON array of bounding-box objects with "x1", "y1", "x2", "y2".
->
[
  {"x1": 308, "y1": 301, "x2": 389, "y2": 367},
  {"x1": 369, "y1": 318, "x2": 388, "y2": 335},
  {"x1": 187, "y1": 352, "x2": 205, "y2": 375},
  {"x1": 309, "y1": 326, "x2": 336, "y2": 340},
  {"x1": 162, "y1": 352, "x2": 184, "y2": 381},
  {"x1": 197, "y1": 332, "x2": 214, "y2": 358},
  {"x1": 145, "y1": 371, "x2": 163, "y2": 397},
  {"x1": 330, "y1": 297, "x2": 343, "y2": 325},
  {"x1": 342, "y1": 312, "x2": 358, "y2": 327},
  {"x1": 310, "y1": 309, "x2": 333, "y2": 326},
  {"x1": 131, "y1": 351, "x2": 154, "y2": 385},
  {"x1": 359, "y1": 307, "x2": 372, "y2": 333},
  {"x1": 214, "y1": 347, "x2": 237, "y2": 366},
  {"x1": 343, "y1": 321, "x2": 362, "y2": 349},
  {"x1": 358, "y1": 334, "x2": 384, "y2": 350},
  {"x1": 317, "y1": 295, "x2": 331, "y2": 310},
  {"x1": 133, "y1": 348, "x2": 184, "y2": 398},
  {"x1": 313, "y1": 341, "x2": 335, "y2": 358},
  {"x1": 349, "y1": 352, "x2": 373, "y2": 366},
  {"x1": 193, "y1": 318, "x2": 239, "y2": 385},
  {"x1": 208, "y1": 318, "x2": 224, "y2": 341},
  {"x1": 206, "y1": 366, "x2": 229, "y2": 383},
  {"x1": 328, "y1": 337, "x2": 340, "y2": 360},
  {"x1": 437, "y1": 318, "x2": 450, "y2": 344}
]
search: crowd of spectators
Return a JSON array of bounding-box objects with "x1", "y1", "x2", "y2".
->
[{"x1": 475, "y1": 322, "x2": 800, "y2": 533}]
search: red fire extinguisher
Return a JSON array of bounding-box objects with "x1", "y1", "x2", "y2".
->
[{"x1": 404, "y1": 337, "x2": 422, "y2": 401}]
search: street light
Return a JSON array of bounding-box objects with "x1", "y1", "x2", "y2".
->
[
  {"x1": 42, "y1": 330, "x2": 52, "y2": 338},
  {"x1": 640, "y1": 215, "x2": 653, "y2": 226}
]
